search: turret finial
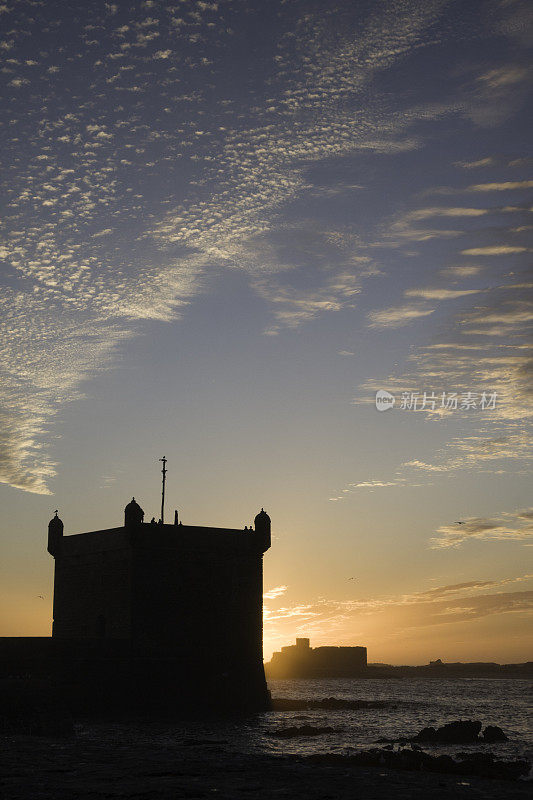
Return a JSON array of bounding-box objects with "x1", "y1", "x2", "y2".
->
[{"x1": 124, "y1": 497, "x2": 144, "y2": 527}]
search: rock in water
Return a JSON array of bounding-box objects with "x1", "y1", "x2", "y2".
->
[
  {"x1": 482, "y1": 725, "x2": 508, "y2": 742},
  {"x1": 412, "y1": 720, "x2": 482, "y2": 743}
]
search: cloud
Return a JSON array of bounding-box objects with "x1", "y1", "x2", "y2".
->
[
  {"x1": 403, "y1": 460, "x2": 448, "y2": 472},
  {"x1": 468, "y1": 180, "x2": 533, "y2": 192},
  {"x1": 432, "y1": 508, "x2": 533, "y2": 548},
  {"x1": 461, "y1": 245, "x2": 528, "y2": 255},
  {"x1": 396, "y1": 206, "x2": 491, "y2": 222},
  {"x1": 2, "y1": 0, "x2": 463, "y2": 492},
  {"x1": 329, "y1": 477, "x2": 418, "y2": 501},
  {"x1": 454, "y1": 157, "x2": 496, "y2": 169},
  {"x1": 428, "y1": 179, "x2": 533, "y2": 195},
  {"x1": 264, "y1": 585, "x2": 288, "y2": 600},
  {"x1": 367, "y1": 303, "x2": 435, "y2": 328},
  {"x1": 2, "y1": 0, "x2": 532, "y2": 496},
  {"x1": 465, "y1": 59, "x2": 532, "y2": 127},
  {"x1": 461, "y1": 299, "x2": 533, "y2": 326},
  {"x1": 263, "y1": 573, "x2": 533, "y2": 652},
  {"x1": 401, "y1": 428, "x2": 533, "y2": 476},
  {"x1": 479, "y1": 65, "x2": 529, "y2": 90},
  {"x1": 350, "y1": 479, "x2": 406, "y2": 489},
  {"x1": 440, "y1": 265, "x2": 483, "y2": 277},
  {"x1": 329, "y1": 480, "x2": 404, "y2": 499},
  {"x1": 382, "y1": 203, "x2": 511, "y2": 245},
  {"x1": 404, "y1": 287, "x2": 482, "y2": 300}
]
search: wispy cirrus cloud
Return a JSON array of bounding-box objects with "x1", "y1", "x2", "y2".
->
[
  {"x1": 329, "y1": 478, "x2": 408, "y2": 501},
  {"x1": 367, "y1": 303, "x2": 436, "y2": 328},
  {"x1": 440, "y1": 265, "x2": 483, "y2": 277},
  {"x1": 428, "y1": 179, "x2": 533, "y2": 195},
  {"x1": 461, "y1": 245, "x2": 528, "y2": 255},
  {"x1": 468, "y1": 180, "x2": 533, "y2": 191},
  {"x1": 454, "y1": 157, "x2": 496, "y2": 169},
  {"x1": 404, "y1": 287, "x2": 482, "y2": 300},
  {"x1": 339, "y1": 165, "x2": 532, "y2": 503}
]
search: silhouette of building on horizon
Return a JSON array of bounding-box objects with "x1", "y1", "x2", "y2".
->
[
  {"x1": 45, "y1": 500, "x2": 271, "y2": 713},
  {"x1": 266, "y1": 638, "x2": 367, "y2": 678}
]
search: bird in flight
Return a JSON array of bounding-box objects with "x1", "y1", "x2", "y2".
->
[
  {"x1": 454, "y1": 521, "x2": 464, "y2": 524},
  {"x1": 37, "y1": 595, "x2": 45, "y2": 599}
]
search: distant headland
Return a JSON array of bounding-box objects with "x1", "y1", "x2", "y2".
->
[{"x1": 265, "y1": 639, "x2": 533, "y2": 679}]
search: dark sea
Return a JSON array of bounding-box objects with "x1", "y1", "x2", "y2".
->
[
  {"x1": 82, "y1": 678, "x2": 532, "y2": 767},
  {"x1": 260, "y1": 679, "x2": 532, "y2": 762}
]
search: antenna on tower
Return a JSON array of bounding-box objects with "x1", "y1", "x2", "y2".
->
[{"x1": 159, "y1": 456, "x2": 167, "y2": 524}]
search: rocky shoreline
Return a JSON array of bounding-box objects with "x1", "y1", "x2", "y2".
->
[
  {"x1": 1, "y1": 720, "x2": 531, "y2": 800},
  {"x1": 1, "y1": 683, "x2": 531, "y2": 799}
]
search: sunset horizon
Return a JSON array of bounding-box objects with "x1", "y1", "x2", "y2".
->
[{"x1": 1, "y1": 0, "x2": 532, "y2": 671}]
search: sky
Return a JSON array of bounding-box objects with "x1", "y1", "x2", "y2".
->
[{"x1": 0, "y1": 0, "x2": 532, "y2": 664}]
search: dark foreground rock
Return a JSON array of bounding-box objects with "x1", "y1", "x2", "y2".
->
[
  {"x1": 1, "y1": 723, "x2": 531, "y2": 800},
  {"x1": 378, "y1": 720, "x2": 509, "y2": 745},
  {"x1": 307, "y1": 746, "x2": 530, "y2": 781},
  {"x1": 0, "y1": 679, "x2": 73, "y2": 736},
  {"x1": 272, "y1": 696, "x2": 398, "y2": 711},
  {"x1": 483, "y1": 725, "x2": 508, "y2": 742},
  {"x1": 413, "y1": 720, "x2": 482, "y2": 743}
]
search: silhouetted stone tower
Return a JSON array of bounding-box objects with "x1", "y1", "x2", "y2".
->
[
  {"x1": 47, "y1": 511, "x2": 63, "y2": 557},
  {"x1": 47, "y1": 500, "x2": 271, "y2": 713}
]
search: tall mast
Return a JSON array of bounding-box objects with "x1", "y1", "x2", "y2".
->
[{"x1": 159, "y1": 456, "x2": 167, "y2": 524}]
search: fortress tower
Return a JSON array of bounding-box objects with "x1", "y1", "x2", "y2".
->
[{"x1": 47, "y1": 501, "x2": 271, "y2": 713}]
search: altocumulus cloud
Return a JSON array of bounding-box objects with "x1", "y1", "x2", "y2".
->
[
  {"x1": 0, "y1": 0, "x2": 472, "y2": 494},
  {"x1": 1, "y1": 0, "x2": 532, "y2": 497},
  {"x1": 350, "y1": 160, "x2": 532, "y2": 498}
]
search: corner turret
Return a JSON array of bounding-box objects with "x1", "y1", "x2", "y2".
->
[
  {"x1": 124, "y1": 497, "x2": 144, "y2": 527},
  {"x1": 47, "y1": 511, "x2": 63, "y2": 557},
  {"x1": 254, "y1": 508, "x2": 271, "y2": 552}
]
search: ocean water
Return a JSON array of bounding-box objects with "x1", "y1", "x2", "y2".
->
[
  {"x1": 78, "y1": 678, "x2": 533, "y2": 766},
  {"x1": 258, "y1": 678, "x2": 533, "y2": 762}
]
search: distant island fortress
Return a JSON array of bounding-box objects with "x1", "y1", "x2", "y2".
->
[
  {"x1": 265, "y1": 639, "x2": 532, "y2": 680},
  {"x1": 266, "y1": 638, "x2": 367, "y2": 678}
]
